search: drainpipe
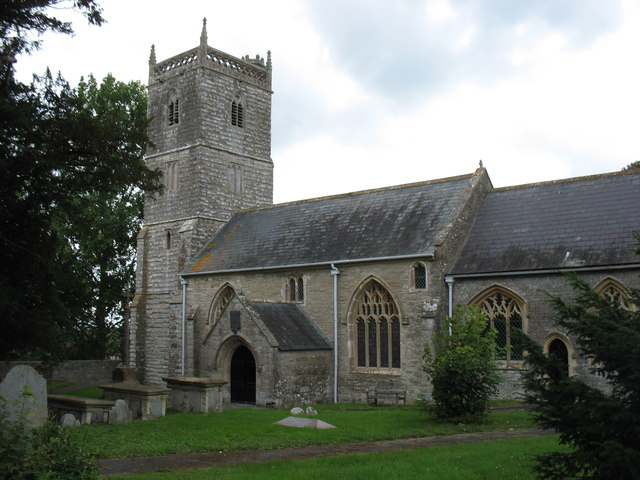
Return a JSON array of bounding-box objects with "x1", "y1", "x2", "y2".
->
[
  {"x1": 180, "y1": 276, "x2": 188, "y2": 376},
  {"x1": 330, "y1": 264, "x2": 341, "y2": 403},
  {"x1": 444, "y1": 275, "x2": 454, "y2": 334}
]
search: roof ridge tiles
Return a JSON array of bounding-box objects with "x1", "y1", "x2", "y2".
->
[
  {"x1": 491, "y1": 168, "x2": 640, "y2": 193},
  {"x1": 235, "y1": 171, "x2": 478, "y2": 214}
]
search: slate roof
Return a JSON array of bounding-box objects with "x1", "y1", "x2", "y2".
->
[
  {"x1": 186, "y1": 173, "x2": 478, "y2": 274},
  {"x1": 450, "y1": 170, "x2": 640, "y2": 275},
  {"x1": 249, "y1": 302, "x2": 332, "y2": 351}
]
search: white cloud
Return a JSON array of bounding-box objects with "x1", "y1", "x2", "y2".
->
[
  {"x1": 424, "y1": 0, "x2": 457, "y2": 23},
  {"x1": 13, "y1": 0, "x2": 640, "y2": 204}
]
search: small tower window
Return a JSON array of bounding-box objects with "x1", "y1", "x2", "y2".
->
[
  {"x1": 168, "y1": 98, "x2": 180, "y2": 126},
  {"x1": 231, "y1": 97, "x2": 244, "y2": 128},
  {"x1": 165, "y1": 230, "x2": 172, "y2": 249}
]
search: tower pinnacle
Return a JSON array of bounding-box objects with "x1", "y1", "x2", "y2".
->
[{"x1": 200, "y1": 17, "x2": 208, "y2": 48}]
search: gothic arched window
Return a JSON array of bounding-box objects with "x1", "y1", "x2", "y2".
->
[
  {"x1": 473, "y1": 287, "x2": 525, "y2": 361},
  {"x1": 168, "y1": 97, "x2": 180, "y2": 126},
  {"x1": 209, "y1": 285, "x2": 235, "y2": 325},
  {"x1": 354, "y1": 281, "x2": 401, "y2": 369},
  {"x1": 595, "y1": 278, "x2": 636, "y2": 312}
]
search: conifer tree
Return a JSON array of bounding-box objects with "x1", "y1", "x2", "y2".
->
[{"x1": 520, "y1": 262, "x2": 640, "y2": 479}]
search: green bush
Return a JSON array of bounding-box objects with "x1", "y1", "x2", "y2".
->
[
  {"x1": 423, "y1": 306, "x2": 499, "y2": 422},
  {"x1": 0, "y1": 391, "x2": 97, "y2": 479}
]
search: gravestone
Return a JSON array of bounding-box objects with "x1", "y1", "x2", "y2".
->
[
  {"x1": 0, "y1": 365, "x2": 47, "y2": 427},
  {"x1": 109, "y1": 399, "x2": 132, "y2": 424},
  {"x1": 61, "y1": 413, "x2": 80, "y2": 427}
]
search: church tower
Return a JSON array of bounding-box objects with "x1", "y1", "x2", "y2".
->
[{"x1": 128, "y1": 19, "x2": 273, "y2": 384}]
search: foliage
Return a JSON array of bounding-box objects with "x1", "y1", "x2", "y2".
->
[
  {"x1": 0, "y1": 390, "x2": 97, "y2": 479},
  {"x1": 0, "y1": 3, "x2": 163, "y2": 361},
  {"x1": 50, "y1": 73, "x2": 156, "y2": 359},
  {"x1": 423, "y1": 306, "x2": 500, "y2": 422},
  {"x1": 519, "y1": 272, "x2": 640, "y2": 479},
  {"x1": 623, "y1": 160, "x2": 640, "y2": 170},
  {"x1": 0, "y1": 0, "x2": 103, "y2": 59}
]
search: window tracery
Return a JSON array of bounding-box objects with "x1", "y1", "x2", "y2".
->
[
  {"x1": 475, "y1": 287, "x2": 524, "y2": 361},
  {"x1": 354, "y1": 281, "x2": 401, "y2": 369},
  {"x1": 595, "y1": 278, "x2": 636, "y2": 311},
  {"x1": 209, "y1": 285, "x2": 235, "y2": 325}
]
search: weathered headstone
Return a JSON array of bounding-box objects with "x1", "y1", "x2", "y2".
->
[
  {"x1": 0, "y1": 365, "x2": 48, "y2": 428},
  {"x1": 305, "y1": 406, "x2": 318, "y2": 415},
  {"x1": 61, "y1": 413, "x2": 80, "y2": 427},
  {"x1": 109, "y1": 399, "x2": 132, "y2": 424},
  {"x1": 290, "y1": 406, "x2": 304, "y2": 415}
]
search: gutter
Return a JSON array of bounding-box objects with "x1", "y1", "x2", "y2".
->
[
  {"x1": 330, "y1": 264, "x2": 340, "y2": 404},
  {"x1": 445, "y1": 263, "x2": 640, "y2": 322},
  {"x1": 182, "y1": 251, "x2": 436, "y2": 278},
  {"x1": 180, "y1": 276, "x2": 188, "y2": 376},
  {"x1": 447, "y1": 263, "x2": 640, "y2": 280}
]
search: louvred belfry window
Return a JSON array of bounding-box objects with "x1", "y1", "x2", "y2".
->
[
  {"x1": 231, "y1": 98, "x2": 244, "y2": 127},
  {"x1": 168, "y1": 98, "x2": 179, "y2": 125},
  {"x1": 355, "y1": 281, "x2": 401, "y2": 369}
]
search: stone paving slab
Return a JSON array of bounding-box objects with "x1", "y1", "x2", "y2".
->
[{"x1": 98, "y1": 428, "x2": 552, "y2": 476}]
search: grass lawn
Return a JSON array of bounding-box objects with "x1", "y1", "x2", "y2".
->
[
  {"x1": 106, "y1": 434, "x2": 563, "y2": 480},
  {"x1": 63, "y1": 386, "x2": 104, "y2": 398},
  {"x1": 74, "y1": 404, "x2": 535, "y2": 459}
]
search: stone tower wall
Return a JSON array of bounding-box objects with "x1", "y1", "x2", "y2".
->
[{"x1": 129, "y1": 21, "x2": 273, "y2": 385}]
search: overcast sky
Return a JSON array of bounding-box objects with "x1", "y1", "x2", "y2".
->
[{"x1": 15, "y1": 0, "x2": 640, "y2": 203}]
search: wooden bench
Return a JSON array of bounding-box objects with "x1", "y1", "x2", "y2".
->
[{"x1": 367, "y1": 383, "x2": 406, "y2": 406}]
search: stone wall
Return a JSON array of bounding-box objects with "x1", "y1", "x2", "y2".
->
[
  {"x1": 0, "y1": 359, "x2": 120, "y2": 386},
  {"x1": 451, "y1": 269, "x2": 639, "y2": 392}
]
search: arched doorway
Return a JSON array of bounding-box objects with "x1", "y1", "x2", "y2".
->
[
  {"x1": 548, "y1": 338, "x2": 569, "y2": 377},
  {"x1": 230, "y1": 345, "x2": 256, "y2": 404}
]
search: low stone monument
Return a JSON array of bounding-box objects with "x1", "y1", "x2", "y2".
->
[
  {"x1": 275, "y1": 416, "x2": 336, "y2": 429},
  {"x1": 0, "y1": 365, "x2": 47, "y2": 427}
]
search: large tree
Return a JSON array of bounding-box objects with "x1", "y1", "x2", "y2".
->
[
  {"x1": 519, "y1": 262, "x2": 640, "y2": 479},
  {"x1": 0, "y1": 2, "x2": 162, "y2": 360}
]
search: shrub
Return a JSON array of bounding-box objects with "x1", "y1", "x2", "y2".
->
[
  {"x1": 0, "y1": 390, "x2": 97, "y2": 479},
  {"x1": 423, "y1": 306, "x2": 499, "y2": 422}
]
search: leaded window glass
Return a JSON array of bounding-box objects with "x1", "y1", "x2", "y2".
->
[
  {"x1": 354, "y1": 281, "x2": 401, "y2": 369},
  {"x1": 478, "y1": 289, "x2": 523, "y2": 361},
  {"x1": 413, "y1": 263, "x2": 426, "y2": 289}
]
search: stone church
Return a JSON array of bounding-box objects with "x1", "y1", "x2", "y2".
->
[{"x1": 127, "y1": 21, "x2": 640, "y2": 406}]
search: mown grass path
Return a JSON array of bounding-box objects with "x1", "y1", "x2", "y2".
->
[{"x1": 99, "y1": 428, "x2": 552, "y2": 476}]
